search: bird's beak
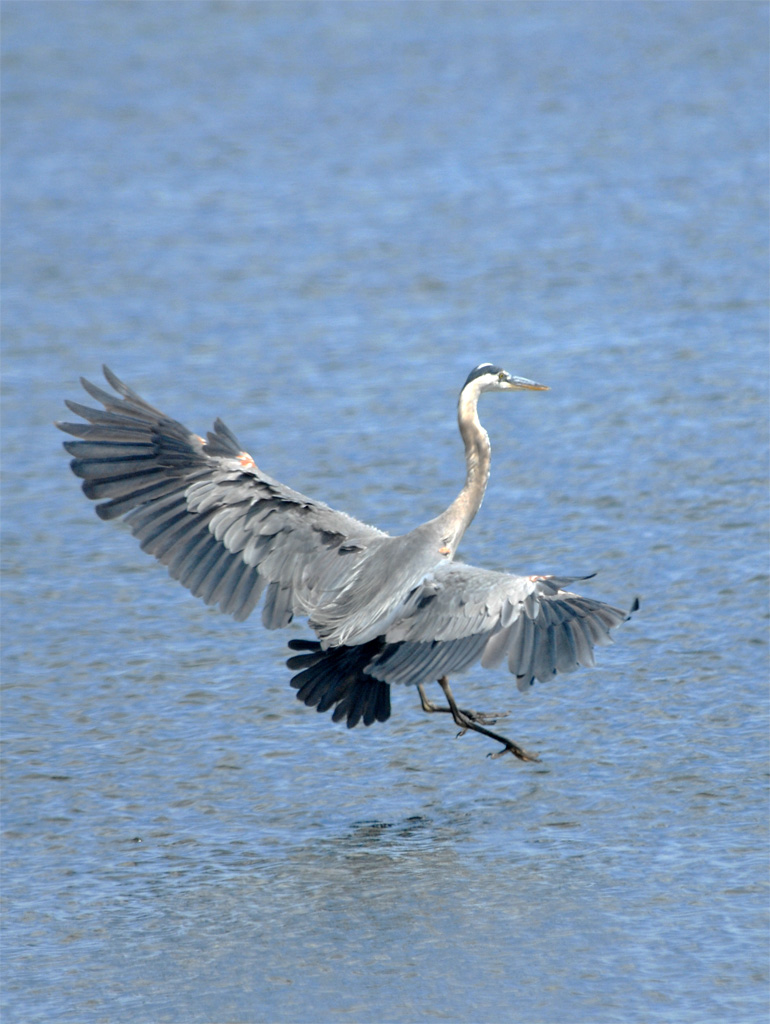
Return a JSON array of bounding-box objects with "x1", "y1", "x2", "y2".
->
[{"x1": 505, "y1": 375, "x2": 549, "y2": 391}]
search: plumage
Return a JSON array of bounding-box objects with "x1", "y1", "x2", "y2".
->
[{"x1": 58, "y1": 364, "x2": 636, "y2": 762}]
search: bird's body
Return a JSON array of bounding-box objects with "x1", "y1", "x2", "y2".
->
[{"x1": 58, "y1": 363, "x2": 635, "y2": 761}]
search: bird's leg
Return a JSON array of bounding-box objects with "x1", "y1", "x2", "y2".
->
[
  {"x1": 435, "y1": 676, "x2": 540, "y2": 763},
  {"x1": 417, "y1": 683, "x2": 506, "y2": 725}
]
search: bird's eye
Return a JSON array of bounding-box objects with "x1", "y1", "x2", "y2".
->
[{"x1": 498, "y1": 371, "x2": 506, "y2": 381}]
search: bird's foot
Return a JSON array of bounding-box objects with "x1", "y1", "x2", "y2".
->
[
  {"x1": 486, "y1": 738, "x2": 540, "y2": 763},
  {"x1": 449, "y1": 706, "x2": 539, "y2": 762},
  {"x1": 430, "y1": 677, "x2": 541, "y2": 764},
  {"x1": 459, "y1": 707, "x2": 509, "y2": 726},
  {"x1": 417, "y1": 684, "x2": 507, "y2": 725}
]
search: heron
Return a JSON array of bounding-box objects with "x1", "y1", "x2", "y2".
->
[{"x1": 57, "y1": 363, "x2": 636, "y2": 762}]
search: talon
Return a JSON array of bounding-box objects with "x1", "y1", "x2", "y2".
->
[
  {"x1": 421, "y1": 678, "x2": 542, "y2": 765},
  {"x1": 463, "y1": 709, "x2": 509, "y2": 725},
  {"x1": 487, "y1": 744, "x2": 540, "y2": 762}
]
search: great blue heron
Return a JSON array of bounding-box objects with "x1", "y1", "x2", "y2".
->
[{"x1": 58, "y1": 363, "x2": 635, "y2": 762}]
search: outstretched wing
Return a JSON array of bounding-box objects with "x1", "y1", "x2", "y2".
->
[
  {"x1": 57, "y1": 367, "x2": 388, "y2": 625},
  {"x1": 368, "y1": 562, "x2": 635, "y2": 691},
  {"x1": 286, "y1": 562, "x2": 637, "y2": 728}
]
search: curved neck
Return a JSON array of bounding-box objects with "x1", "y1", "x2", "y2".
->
[{"x1": 435, "y1": 385, "x2": 491, "y2": 554}]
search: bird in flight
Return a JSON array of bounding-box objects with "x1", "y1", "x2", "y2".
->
[{"x1": 58, "y1": 363, "x2": 635, "y2": 762}]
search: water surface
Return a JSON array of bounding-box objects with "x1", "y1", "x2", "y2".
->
[{"x1": 2, "y1": 3, "x2": 768, "y2": 1022}]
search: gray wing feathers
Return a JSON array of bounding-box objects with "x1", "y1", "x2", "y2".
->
[
  {"x1": 58, "y1": 367, "x2": 386, "y2": 626},
  {"x1": 368, "y1": 563, "x2": 630, "y2": 691},
  {"x1": 368, "y1": 633, "x2": 489, "y2": 687},
  {"x1": 60, "y1": 368, "x2": 634, "y2": 697}
]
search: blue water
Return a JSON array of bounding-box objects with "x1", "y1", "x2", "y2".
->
[{"x1": 2, "y1": 2, "x2": 768, "y2": 1022}]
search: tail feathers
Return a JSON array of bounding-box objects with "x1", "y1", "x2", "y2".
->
[{"x1": 287, "y1": 638, "x2": 390, "y2": 728}]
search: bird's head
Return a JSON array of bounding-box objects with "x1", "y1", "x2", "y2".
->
[{"x1": 462, "y1": 363, "x2": 549, "y2": 394}]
